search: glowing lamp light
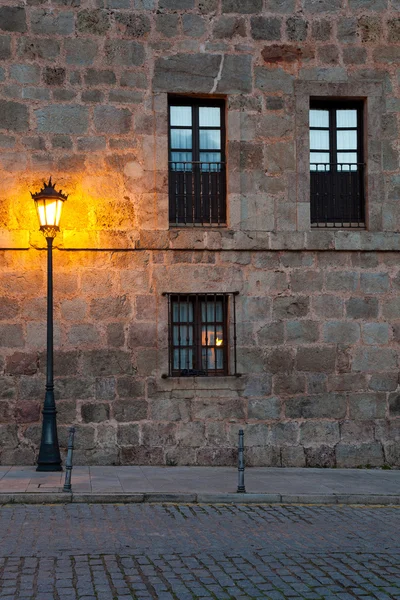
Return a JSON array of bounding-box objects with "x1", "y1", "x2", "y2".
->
[
  {"x1": 31, "y1": 178, "x2": 68, "y2": 236},
  {"x1": 216, "y1": 338, "x2": 223, "y2": 346}
]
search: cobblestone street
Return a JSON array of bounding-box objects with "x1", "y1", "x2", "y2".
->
[{"x1": 0, "y1": 503, "x2": 399, "y2": 600}]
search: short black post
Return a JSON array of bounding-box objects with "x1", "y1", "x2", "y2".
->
[
  {"x1": 37, "y1": 236, "x2": 62, "y2": 472},
  {"x1": 63, "y1": 427, "x2": 75, "y2": 492},
  {"x1": 237, "y1": 429, "x2": 246, "y2": 493}
]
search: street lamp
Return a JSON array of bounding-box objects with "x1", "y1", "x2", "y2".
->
[{"x1": 32, "y1": 178, "x2": 68, "y2": 472}]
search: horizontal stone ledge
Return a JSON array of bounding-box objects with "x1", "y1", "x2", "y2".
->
[
  {"x1": 3, "y1": 229, "x2": 400, "y2": 253},
  {"x1": 0, "y1": 230, "x2": 29, "y2": 249}
]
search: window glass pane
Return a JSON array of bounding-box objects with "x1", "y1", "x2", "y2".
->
[
  {"x1": 170, "y1": 106, "x2": 192, "y2": 127},
  {"x1": 172, "y1": 301, "x2": 193, "y2": 322},
  {"x1": 170, "y1": 152, "x2": 192, "y2": 170},
  {"x1": 202, "y1": 347, "x2": 215, "y2": 370},
  {"x1": 310, "y1": 130, "x2": 329, "y2": 150},
  {"x1": 201, "y1": 300, "x2": 223, "y2": 322},
  {"x1": 310, "y1": 152, "x2": 330, "y2": 171},
  {"x1": 337, "y1": 152, "x2": 358, "y2": 171},
  {"x1": 310, "y1": 109, "x2": 329, "y2": 128},
  {"x1": 173, "y1": 348, "x2": 193, "y2": 370},
  {"x1": 199, "y1": 129, "x2": 221, "y2": 150},
  {"x1": 199, "y1": 153, "x2": 221, "y2": 169},
  {"x1": 201, "y1": 325, "x2": 223, "y2": 346},
  {"x1": 336, "y1": 109, "x2": 357, "y2": 128},
  {"x1": 173, "y1": 325, "x2": 193, "y2": 346},
  {"x1": 199, "y1": 106, "x2": 221, "y2": 127},
  {"x1": 337, "y1": 130, "x2": 357, "y2": 150},
  {"x1": 171, "y1": 129, "x2": 192, "y2": 149}
]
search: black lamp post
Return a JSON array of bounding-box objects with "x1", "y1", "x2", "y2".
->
[{"x1": 32, "y1": 178, "x2": 68, "y2": 472}]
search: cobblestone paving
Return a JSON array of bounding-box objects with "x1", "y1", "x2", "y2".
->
[{"x1": 0, "y1": 504, "x2": 399, "y2": 599}]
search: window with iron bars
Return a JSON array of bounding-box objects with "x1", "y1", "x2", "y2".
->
[
  {"x1": 310, "y1": 100, "x2": 365, "y2": 228},
  {"x1": 163, "y1": 293, "x2": 238, "y2": 377},
  {"x1": 168, "y1": 97, "x2": 226, "y2": 227}
]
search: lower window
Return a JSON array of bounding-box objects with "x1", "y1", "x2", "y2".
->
[
  {"x1": 164, "y1": 293, "x2": 238, "y2": 376},
  {"x1": 310, "y1": 99, "x2": 365, "y2": 228}
]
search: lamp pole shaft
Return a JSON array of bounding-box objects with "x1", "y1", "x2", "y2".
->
[{"x1": 36, "y1": 236, "x2": 62, "y2": 472}]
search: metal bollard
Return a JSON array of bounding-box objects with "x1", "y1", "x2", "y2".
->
[
  {"x1": 237, "y1": 429, "x2": 246, "y2": 493},
  {"x1": 63, "y1": 427, "x2": 75, "y2": 493}
]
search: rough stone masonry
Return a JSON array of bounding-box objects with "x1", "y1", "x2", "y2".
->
[{"x1": 0, "y1": 0, "x2": 400, "y2": 467}]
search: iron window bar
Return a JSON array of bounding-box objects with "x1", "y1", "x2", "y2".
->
[
  {"x1": 169, "y1": 161, "x2": 226, "y2": 227},
  {"x1": 310, "y1": 162, "x2": 365, "y2": 228},
  {"x1": 163, "y1": 292, "x2": 239, "y2": 377}
]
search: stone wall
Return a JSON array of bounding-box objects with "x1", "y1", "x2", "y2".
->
[{"x1": 0, "y1": 0, "x2": 400, "y2": 466}]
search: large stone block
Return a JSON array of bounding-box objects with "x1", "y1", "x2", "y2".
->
[
  {"x1": 273, "y1": 296, "x2": 309, "y2": 319},
  {"x1": 213, "y1": 16, "x2": 246, "y2": 38},
  {"x1": 369, "y1": 374, "x2": 397, "y2": 392},
  {"x1": 280, "y1": 445, "x2": 306, "y2": 467},
  {"x1": 149, "y1": 396, "x2": 190, "y2": 421},
  {"x1": 305, "y1": 445, "x2": 336, "y2": 468},
  {"x1": 85, "y1": 69, "x2": 116, "y2": 86},
  {"x1": 55, "y1": 377, "x2": 95, "y2": 400},
  {"x1": 5, "y1": 352, "x2": 37, "y2": 376},
  {"x1": 0, "y1": 6, "x2": 26, "y2": 32},
  {"x1": 265, "y1": 141, "x2": 295, "y2": 172},
  {"x1": 323, "y1": 321, "x2": 360, "y2": 344},
  {"x1": 113, "y1": 399, "x2": 147, "y2": 421},
  {"x1": 250, "y1": 17, "x2": 281, "y2": 40},
  {"x1": 192, "y1": 398, "x2": 245, "y2": 420},
  {"x1": 303, "y1": 0, "x2": 342, "y2": 12},
  {"x1": 257, "y1": 322, "x2": 285, "y2": 346},
  {"x1": 77, "y1": 10, "x2": 110, "y2": 35},
  {"x1": 286, "y1": 321, "x2": 319, "y2": 343},
  {"x1": 10, "y1": 64, "x2": 40, "y2": 84},
  {"x1": 105, "y1": 40, "x2": 145, "y2": 66},
  {"x1": 286, "y1": 393, "x2": 346, "y2": 419},
  {"x1": 115, "y1": 13, "x2": 151, "y2": 37},
  {"x1": 196, "y1": 447, "x2": 237, "y2": 466},
  {"x1": 128, "y1": 322, "x2": 157, "y2": 347},
  {"x1": 117, "y1": 377, "x2": 145, "y2": 398},
  {"x1": 17, "y1": 38, "x2": 60, "y2": 61},
  {"x1": 243, "y1": 374, "x2": 272, "y2": 397},
  {"x1": 340, "y1": 420, "x2": 374, "y2": 443},
  {"x1": 270, "y1": 422, "x2": 299, "y2": 445},
  {"x1": 328, "y1": 373, "x2": 366, "y2": 392},
  {"x1": 346, "y1": 298, "x2": 379, "y2": 319},
  {"x1": 142, "y1": 422, "x2": 176, "y2": 446},
  {"x1": 296, "y1": 347, "x2": 336, "y2": 373},
  {"x1": 35, "y1": 105, "x2": 89, "y2": 134},
  {"x1": 325, "y1": 271, "x2": 358, "y2": 292},
  {"x1": 362, "y1": 323, "x2": 389, "y2": 345},
  {"x1": 348, "y1": 393, "x2": 386, "y2": 420},
  {"x1": 336, "y1": 443, "x2": 383, "y2": 468},
  {"x1": 81, "y1": 350, "x2": 134, "y2": 376},
  {"x1": 0, "y1": 425, "x2": 18, "y2": 449},
  {"x1": 312, "y1": 295, "x2": 344, "y2": 318},
  {"x1": 254, "y1": 67, "x2": 294, "y2": 93},
  {"x1": 360, "y1": 273, "x2": 389, "y2": 294},
  {"x1": 352, "y1": 348, "x2": 397, "y2": 372},
  {"x1": 248, "y1": 397, "x2": 280, "y2": 419},
  {"x1": 31, "y1": 9, "x2": 74, "y2": 35},
  {"x1": 90, "y1": 296, "x2": 131, "y2": 320},
  {"x1": 0, "y1": 324, "x2": 24, "y2": 348},
  {"x1": 286, "y1": 16, "x2": 307, "y2": 41},
  {"x1": 217, "y1": 55, "x2": 252, "y2": 93},
  {"x1": 0, "y1": 100, "x2": 29, "y2": 132},
  {"x1": 94, "y1": 106, "x2": 132, "y2": 134},
  {"x1": 153, "y1": 54, "x2": 220, "y2": 93},
  {"x1": 244, "y1": 446, "x2": 280, "y2": 467},
  {"x1": 81, "y1": 402, "x2": 110, "y2": 423},
  {"x1": 176, "y1": 422, "x2": 205, "y2": 447},
  {"x1": 117, "y1": 423, "x2": 139, "y2": 446},
  {"x1": 300, "y1": 421, "x2": 340, "y2": 445},
  {"x1": 264, "y1": 347, "x2": 295, "y2": 373},
  {"x1": 156, "y1": 14, "x2": 179, "y2": 38},
  {"x1": 273, "y1": 373, "x2": 306, "y2": 395},
  {"x1": 65, "y1": 39, "x2": 98, "y2": 66},
  {"x1": 222, "y1": 0, "x2": 263, "y2": 12}
]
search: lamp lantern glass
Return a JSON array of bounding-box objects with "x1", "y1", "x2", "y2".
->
[{"x1": 32, "y1": 178, "x2": 68, "y2": 235}]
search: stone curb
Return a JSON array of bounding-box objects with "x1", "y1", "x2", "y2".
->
[{"x1": 0, "y1": 492, "x2": 399, "y2": 505}]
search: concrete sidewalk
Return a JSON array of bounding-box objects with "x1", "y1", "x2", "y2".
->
[{"x1": 0, "y1": 465, "x2": 400, "y2": 505}]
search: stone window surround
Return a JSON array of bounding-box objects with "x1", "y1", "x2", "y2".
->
[{"x1": 294, "y1": 80, "x2": 384, "y2": 233}]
